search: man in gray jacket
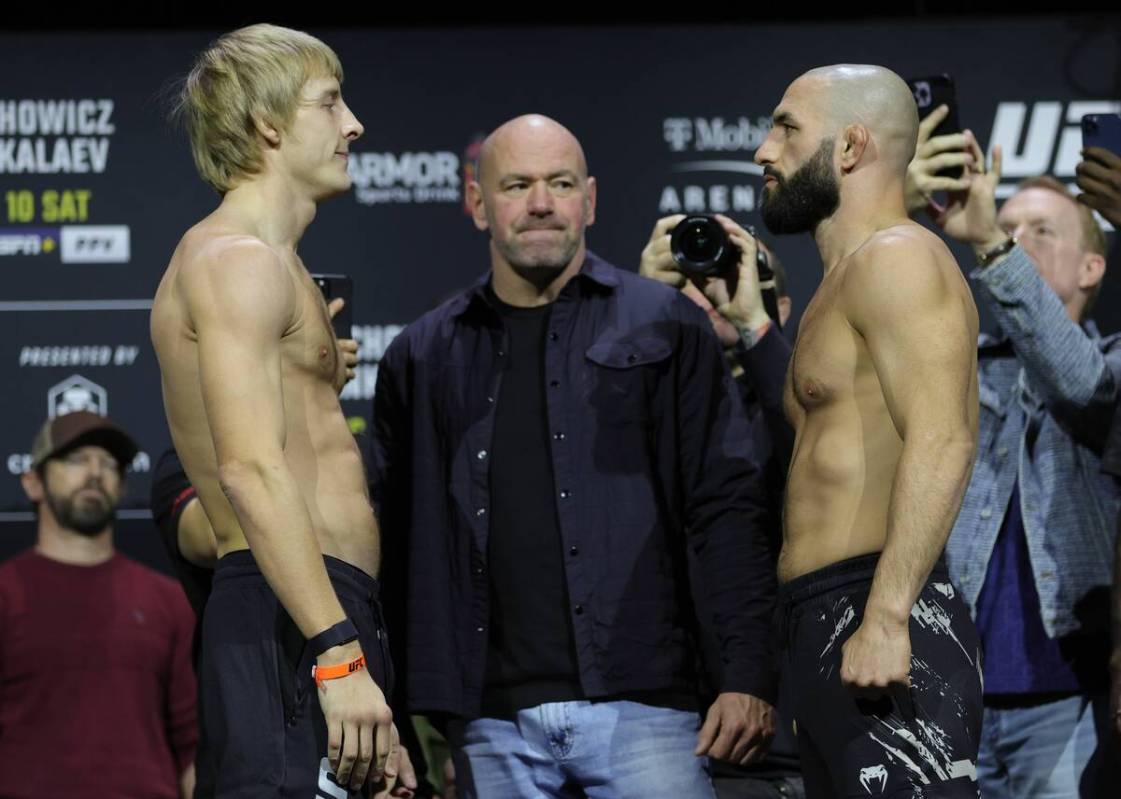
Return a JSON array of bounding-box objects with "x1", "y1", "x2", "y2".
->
[{"x1": 908, "y1": 109, "x2": 1117, "y2": 798}]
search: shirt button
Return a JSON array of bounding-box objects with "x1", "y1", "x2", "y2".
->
[
  {"x1": 476, "y1": 626, "x2": 485, "y2": 633},
  {"x1": 549, "y1": 379, "x2": 560, "y2": 388},
  {"x1": 549, "y1": 331, "x2": 559, "y2": 342},
  {"x1": 997, "y1": 447, "x2": 1009, "y2": 457},
  {"x1": 476, "y1": 449, "x2": 488, "y2": 460},
  {"x1": 476, "y1": 507, "x2": 487, "y2": 517},
  {"x1": 497, "y1": 349, "x2": 506, "y2": 357},
  {"x1": 980, "y1": 507, "x2": 992, "y2": 520},
  {"x1": 1040, "y1": 570, "x2": 1054, "y2": 578},
  {"x1": 474, "y1": 565, "x2": 485, "y2": 575},
  {"x1": 487, "y1": 395, "x2": 495, "y2": 403},
  {"x1": 554, "y1": 432, "x2": 566, "y2": 441},
  {"x1": 573, "y1": 604, "x2": 584, "y2": 616},
  {"x1": 560, "y1": 489, "x2": 571, "y2": 499},
  {"x1": 569, "y1": 546, "x2": 579, "y2": 556}
]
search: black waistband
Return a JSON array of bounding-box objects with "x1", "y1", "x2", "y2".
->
[
  {"x1": 778, "y1": 552, "x2": 949, "y2": 608},
  {"x1": 212, "y1": 548, "x2": 380, "y2": 600}
]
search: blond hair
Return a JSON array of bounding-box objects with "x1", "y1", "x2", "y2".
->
[
  {"x1": 1015, "y1": 175, "x2": 1107, "y2": 318},
  {"x1": 176, "y1": 24, "x2": 343, "y2": 194}
]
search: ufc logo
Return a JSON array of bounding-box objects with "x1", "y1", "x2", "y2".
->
[{"x1": 990, "y1": 100, "x2": 1121, "y2": 183}]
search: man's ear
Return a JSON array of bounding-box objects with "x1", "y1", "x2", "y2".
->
[
  {"x1": 839, "y1": 123, "x2": 870, "y2": 173},
  {"x1": 778, "y1": 296, "x2": 793, "y2": 327},
  {"x1": 21, "y1": 468, "x2": 44, "y2": 504},
  {"x1": 584, "y1": 176, "x2": 597, "y2": 228},
  {"x1": 253, "y1": 113, "x2": 282, "y2": 148},
  {"x1": 467, "y1": 181, "x2": 489, "y2": 232},
  {"x1": 1079, "y1": 251, "x2": 1106, "y2": 293}
]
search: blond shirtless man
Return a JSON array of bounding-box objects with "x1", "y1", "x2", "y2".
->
[
  {"x1": 151, "y1": 25, "x2": 412, "y2": 798},
  {"x1": 706, "y1": 65, "x2": 983, "y2": 798}
]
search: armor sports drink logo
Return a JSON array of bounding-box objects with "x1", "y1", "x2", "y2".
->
[
  {"x1": 348, "y1": 151, "x2": 460, "y2": 206},
  {"x1": 989, "y1": 100, "x2": 1121, "y2": 199},
  {"x1": 658, "y1": 116, "x2": 769, "y2": 215},
  {"x1": 47, "y1": 373, "x2": 107, "y2": 418}
]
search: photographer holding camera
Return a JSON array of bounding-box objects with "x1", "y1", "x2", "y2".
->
[{"x1": 641, "y1": 213, "x2": 801, "y2": 799}]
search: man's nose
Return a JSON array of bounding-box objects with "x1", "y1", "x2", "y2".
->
[
  {"x1": 527, "y1": 182, "x2": 553, "y2": 214},
  {"x1": 343, "y1": 103, "x2": 363, "y2": 141}
]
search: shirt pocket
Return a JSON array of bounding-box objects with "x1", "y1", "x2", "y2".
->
[{"x1": 584, "y1": 333, "x2": 673, "y2": 427}]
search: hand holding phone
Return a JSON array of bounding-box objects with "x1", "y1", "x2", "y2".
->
[
  {"x1": 906, "y1": 75, "x2": 963, "y2": 179},
  {"x1": 1076, "y1": 114, "x2": 1121, "y2": 227},
  {"x1": 311, "y1": 273, "x2": 354, "y2": 339}
]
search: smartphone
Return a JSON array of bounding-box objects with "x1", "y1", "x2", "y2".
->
[
  {"x1": 1082, "y1": 113, "x2": 1121, "y2": 157},
  {"x1": 311, "y1": 273, "x2": 353, "y2": 339},
  {"x1": 905, "y1": 74, "x2": 963, "y2": 178}
]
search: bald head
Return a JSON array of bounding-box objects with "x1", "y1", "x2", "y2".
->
[
  {"x1": 477, "y1": 114, "x2": 588, "y2": 186},
  {"x1": 467, "y1": 113, "x2": 596, "y2": 280},
  {"x1": 793, "y1": 64, "x2": 919, "y2": 171}
]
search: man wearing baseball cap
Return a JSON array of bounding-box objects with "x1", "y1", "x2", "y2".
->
[{"x1": 0, "y1": 411, "x2": 199, "y2": 799}]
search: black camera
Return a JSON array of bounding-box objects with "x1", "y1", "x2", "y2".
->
[
  {"x1": 668, "y1": 215, "x2": 781, "y2": 330},
  {"x1": 670, "y1": 215, "x2": 772, "y2": 282},
  {"x1": 670, "y1": 215, "x2": 739, "y2": 278}
]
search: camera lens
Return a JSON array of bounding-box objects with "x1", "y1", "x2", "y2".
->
[{"x1": 670, "y1": 215, "x2": 737, "y2": 277}]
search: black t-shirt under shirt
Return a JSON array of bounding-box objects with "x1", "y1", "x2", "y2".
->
[{"x1": 481, "y1": 291, "x2": 583, "y2": 717}]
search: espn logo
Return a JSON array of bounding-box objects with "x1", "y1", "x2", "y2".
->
[{"x1": 60, "y1": 225, "x2": 130, "y2": 264}]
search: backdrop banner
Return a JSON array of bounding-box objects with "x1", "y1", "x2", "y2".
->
[{"x1": 3, "y1": 19, "x2": 1118, "y2": 565}]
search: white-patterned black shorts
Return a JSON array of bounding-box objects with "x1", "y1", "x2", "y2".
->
[{"x1": 779, "y1": 554, "x2": 982, "y2": 798}]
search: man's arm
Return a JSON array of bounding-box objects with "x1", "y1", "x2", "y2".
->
[
  {"x1": 182, "y1": 241, "x2": 391, "y2": 790},
  {"x1": 674, "y1": 300, "x2": 777, "y2": 763},
  {"x1": 922, "y1": 140, "x2": 1117, "y2": 443},
  {"x1": 369, "y1": 335, "x2": 430, "y2": 798},
  {"x1": 840, "y1": 234, "x2": 979, "y2": 691},
  {"x1": 972, "y1": 246, "x2": 1118, "y2": 446}
]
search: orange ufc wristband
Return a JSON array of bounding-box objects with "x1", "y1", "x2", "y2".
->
[{"x1": 312, "y1": 655, "x2": 366, "y2": 688}]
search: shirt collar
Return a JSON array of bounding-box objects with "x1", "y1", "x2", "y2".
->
[{"x1": 449, "y1": 250, "x2": 617, "y2": 321}]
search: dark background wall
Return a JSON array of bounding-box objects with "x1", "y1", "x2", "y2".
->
[{"x1": 2, "y1": 17, "x2": 1118, "y2": 569}]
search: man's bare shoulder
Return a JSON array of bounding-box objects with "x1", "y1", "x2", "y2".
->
[
  {"x1": 159, "y1": 225, "x2": 298, "y2": 339},
  {"x1": 842, "y1": 223, "x2": 964, "y2": 304},
  {"x1": 176, "y1": 224, "x2": 286, "y2": 287}
]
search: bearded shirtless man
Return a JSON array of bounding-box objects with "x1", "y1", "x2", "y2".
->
[
  {"x1": 709, "y1": 65, "x2": 983, "y2": 798},
  {"x1": 151, "y1": 25, "x2": 409, "y2": 798}
]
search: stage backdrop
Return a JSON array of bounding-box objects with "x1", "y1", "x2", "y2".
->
[{"x1": 2, "y1": 18, "x2": 1119, "y2": 566}]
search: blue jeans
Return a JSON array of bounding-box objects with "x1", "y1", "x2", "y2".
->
[
  {"x1": 977, "y1": 694, "x2": 1109, "y2": 798},
  {"x1": 447, "y1": 700, "x2": 717, "y2": 798}
]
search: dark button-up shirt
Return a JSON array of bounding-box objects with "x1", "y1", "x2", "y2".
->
[{"x1": 371, "y1": 252, "x2": 777, "y2": 720}]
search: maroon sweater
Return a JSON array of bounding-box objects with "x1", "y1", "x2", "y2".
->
[{"x1": 0, "y1": 550, "x2": 197, "y2": 798}]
